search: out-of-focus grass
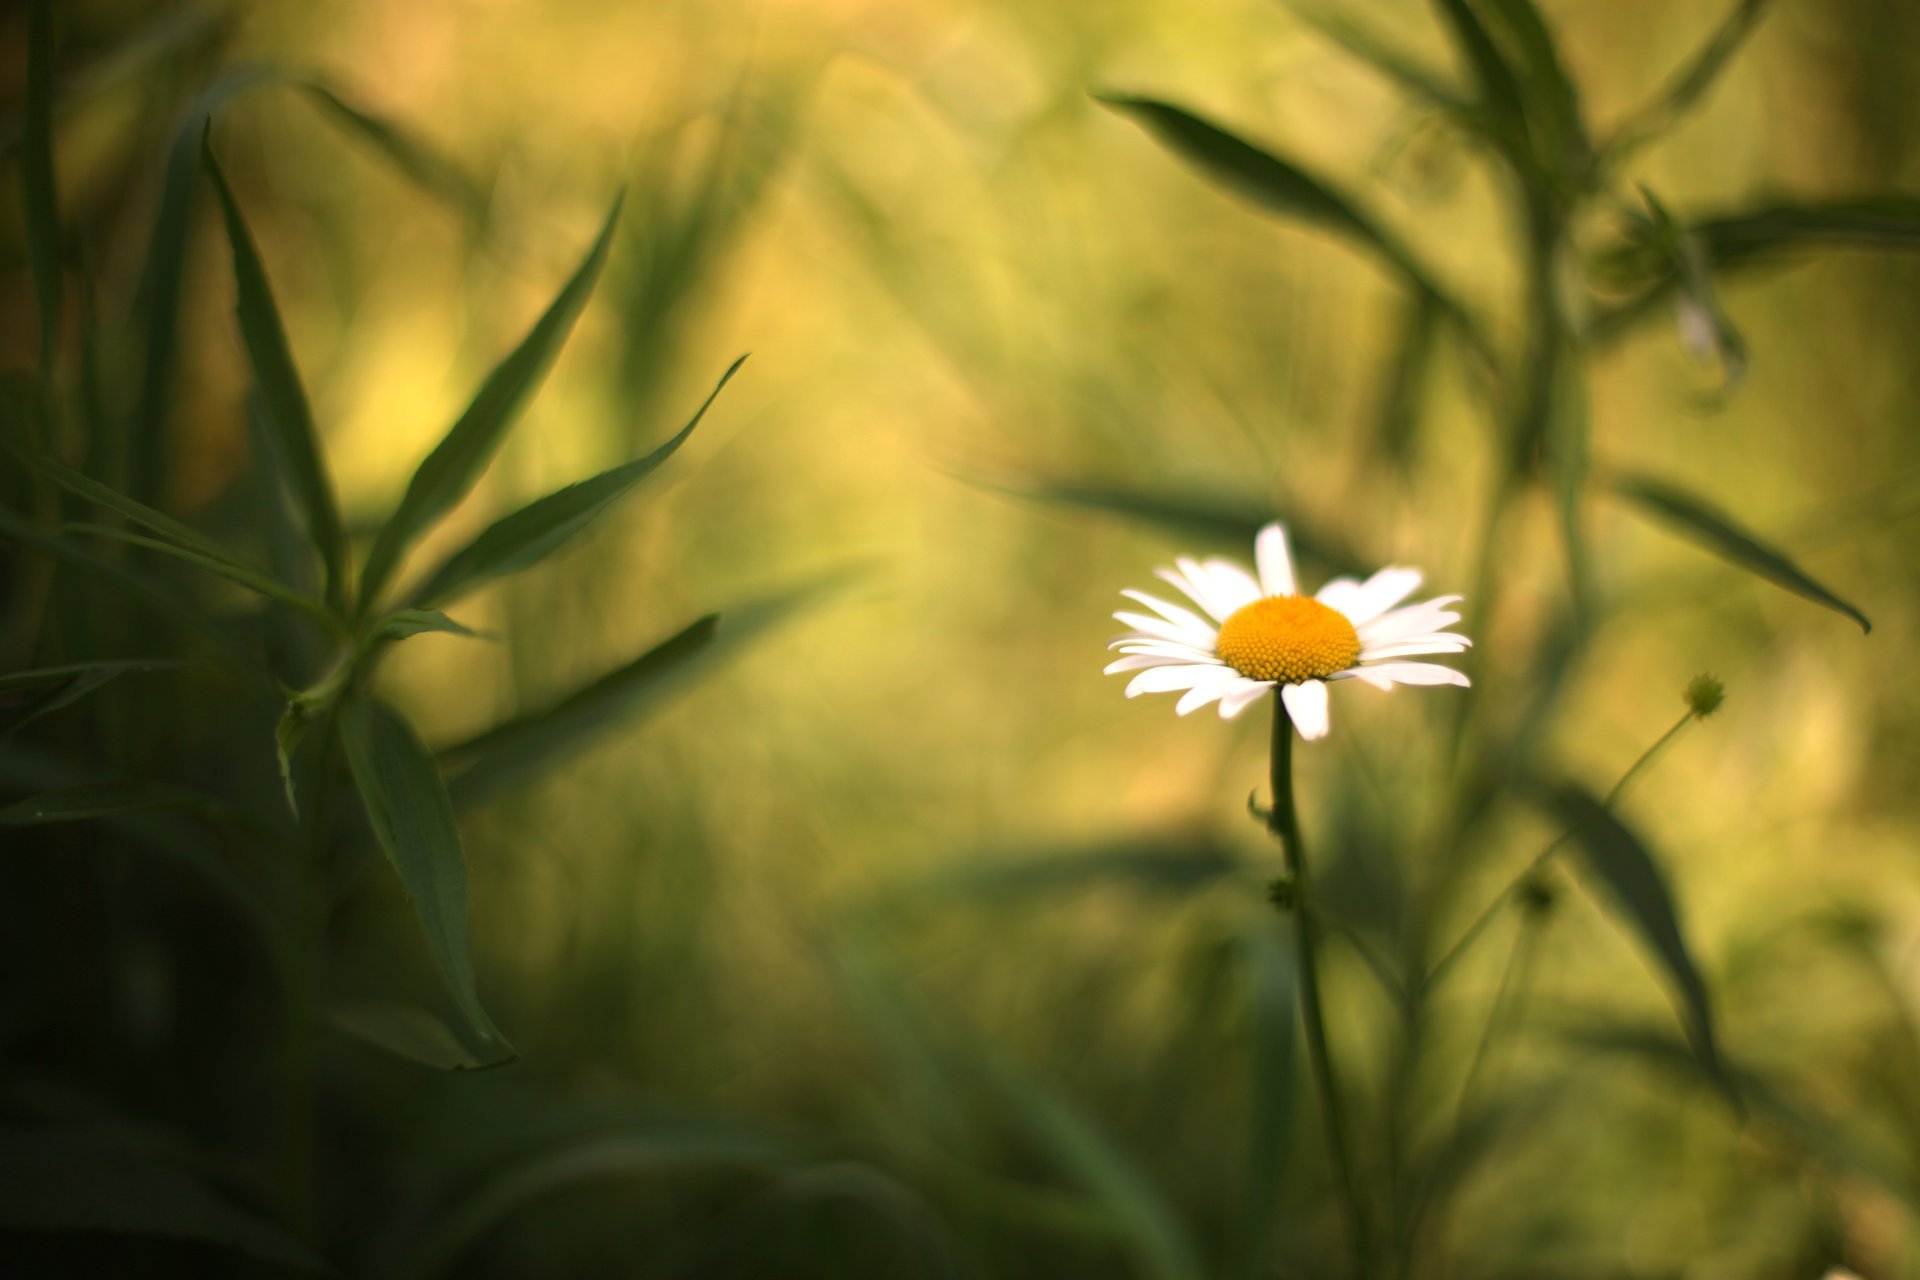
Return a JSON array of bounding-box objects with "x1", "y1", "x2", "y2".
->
[{"x1": 5, "y1": 0, "x2": 1920, "y2": 1275}]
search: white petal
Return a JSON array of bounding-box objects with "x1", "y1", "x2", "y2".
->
[
  {"x1": 1127, "y1": 663, "x2": 1232, "y2": 698},
  {"x1": 1199, "y1": 558, "x2": 1264, "y2": 614},
  {"x1": 1105, "y1": 653, "x2": 1194, "y2": 674},
  {"x1": 1313, "y1": 576, "x2": 1361, "y2": 613},
  {"x1": 1120, "y1": 589, "x2": 1213, "y2": 636},
  {"x1": 1113, "y1": 611, "x2": 1215, "y2": 648},
  {"x1": 1357, "y1": 637, "x2": 1472, "y2": 661},
  {"x1": 1341, "y1": 660, "x2": 1470, "y2": 689},
  {"x1": 1331, "y1": 567, "x2": 1423, "y2": 627},
  {"x1": 1175, "y1": 674, "x2": 1239, "y2": 716},
  {"x1": 1281, "y1": 680, "x2": 1331, "y2": 740},
  {"x1": 1157, "y1": 565, "x2": 1229, "y2": 621},
  {"x1": 1357, "y1": 595, "x2": 1464, "y2": 647},
  {"x1": 1217, "y1": 680, "x2": 1275, "y2": 719},
  {"x1": 1255, "y1": 524, "x2": 1295, "y2": 597},
  {"x1": 1111, "y1": 639, "x2": 1219, "y2": 661}
]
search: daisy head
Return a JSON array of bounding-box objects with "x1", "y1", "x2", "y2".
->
[{"x1": 1105, "y1": 522, "x2": 1470, "y2": 740}]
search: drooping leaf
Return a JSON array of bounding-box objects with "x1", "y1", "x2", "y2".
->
[
  {"x1": 203, "y1": 142, "x2": 349, "y2": 611},
  {"x1": 409, "y1": 354, "x2": 745, "y2": 608},
  {"x1": 23, "y1": 0, "x2": 60, "y2": 371},
  {"x1": 370, "y1": 608, "x2": 483, "y2": 643},
  {"x1": 443, "y1": 577, "x2": 839, "y2": 809},
  {"x1": 1095, "y1": 94, "x2": 1478, "y2": 342},
  {"x1": 64, "y1": 521, "x2": 333, "y2": 624},
  {"x1": 331, "y1": 1000, "x2": 494, "y2": 1071},
  {"x1": 0, "y1": 1127, "x2": 327, "y2": 1271},
  {"x1": 298, "y1": 79, "x2": 488, "y2": 227},
  {"x1": 0, "y1": 658, "x2": 192, "y2": 735},
  {"x1": 0, "y1": 781, "x2": 208, "y2": 825},
  {"x1": 1604, "y1": 0, "x2": 1775, "y2": 161},
  {"x1": 357, "y1": 193, "x2": 624, "y2": 609},
  {"x1": 1003, "y1": 476, "x2": 1368, "y2": 579},
  {"x1": 1536, "y1": 781, "x2": 1725, "y2": 1086},
  {"x1": 339, "y1": 696, "x2": 513, "y2": 1061},
  {"x1": 1612, "y1": 471, "x2": 1872, "y2": 632}
]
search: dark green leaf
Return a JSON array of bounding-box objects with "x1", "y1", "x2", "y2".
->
[
  {"x1": 65, "y1": 522, "x2": 333, "y2": 624},
  {"x1": 17, "y1": 444, "x2": 244, "y2": 562},
  {"x1": 203, "y1": 142, "x2": 349, "y2": 611},
  {"x1": 1536, "y1": 781, "x2": 1725, "y2": 1085},
  {"x1": 410, "y1": 354, "x2": 745, "y2": 608},
  {"x1": 0, "y1": 781, "x2": 207, "y2": 825},
  {"x1": 357, "y1": 193, "x2": 624, "y2": 609},
  {"x1": 0, "y1": 1127, "x2": 327, "y2": 1271},
  {"x1": 298, "y1": 80, "x2": 488, "y2": 227},
  {"x1": 0, "y1": 658, "x2": 192, "y2": 735},
  {"x1": 1429, "y1": 0, "x2": 1528, "y2": 139},
  {"x1": 1605, "y1": 0, "x2": 1774, "y2": 161},
  {"x1": 1479, "y1": 0, "x2": 1589, "y2": 166},
  {"x1": 443, "y1": 577, "x2": 839, "y2": 809},
  {"x1": 331, "y1": 1000, "x2": 493, "y2": 1071},
  {"x1": 1003, "y1": 476, "x2": 1367, "y2": 579},
  {"x1": 1095, "y1": 94, "x2": 1472, "y2": 328},
  {"x1": 371, "y1": 608, "x2": 483, "y2": 643},
  {"x1": 340, "y1": 696, "x2": 513, "y2": 1061},
  {"x1": 23, "y1": 0, "x2": 60, "y2": 371},
  {"x1": 1612, "y1": 471, "x2": 1871, "y2": 632}
]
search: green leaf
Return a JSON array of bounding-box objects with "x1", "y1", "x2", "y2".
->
[
  {"x1": 339, "y1": 696, "x2": 513, "y2": 1061},
  {"x1": 16, "y1": 444, "x2": 245, "y2": 562},
  {"x1": 23, "y1": 0, "x2": 60, "y2": 371},
  {"x1": 1612, "y1": 471, "x2": 1871, "y2": 632},
  {"x1": 1232, "y1": 924, "x2": 1297, "y2": 1280},
  {"x1": 203, "y1": 141, "x2": 349, "y2": 612},
  {"x1": 0, "y1": 1127, "x2": 328, "y2": 1271},
  {"x1": 371, "y1": 608, "x2": 483, "y2": 643},
  {"x1": 0, "y1": 658, "x2": 192, "y2": 735},
  {"x1": 1095, "y1": 95, "x2": 1475, "y2": 333},
  {"x1": 1371, "y1": 291, "x2": 1441, "y2": 469},
  {"x1": 862, "y1": 835, "x2": 1240, "y2": 914},
  {"x1": 442, "y1": 577, "x2": 838, "y2": 809},
  {"x1": 357, "y1": 193, "x2": 624, "y2": 609},
  {"x1": 1535, "y1": 781, "x2": 1726, "y2": 1086},
  {"x1": 1281, "y1": 3, "x2": 1470, "y2": 115},
  {"x1": 298, "y1": 80, "x2": 488, "y2": 228},
  {"x1": 410, "y1": 354, "x2": 745, "y2": 608},
  {"x1": 331, "y1": 999, "x2": 495, "y2": 1071},
  {"x1": 0, "y1": 781, "x2": 208, "y2": 825},
  {"x1": 1479, "y1": 0, "x2": 1589, "y2": 168},
  {"x1": 1604, "y1": 0, "x2": 1774, "y2": 161},
  {"x1": 1429, "y1": 0, "x2": 1528, "y2": 142},
  {"x1": 65, "y1": 521, "x2": 333, "y2": 625},
  {"x1": 1002, "y1": 476, "x2": 1368, "y2": 579}
]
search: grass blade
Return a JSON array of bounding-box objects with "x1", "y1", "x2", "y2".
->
[
  {"x1": 1604, "y1": 0, "x2": 1774, "y2": 161},
  {"x1": 23, "y1": 0, "x2": 60, "y2": 372},
  {"x1": 340, "y1": 696, "x2": 513, "y2": 1061},
  {"x1": 1537, "y1": 781, "x2": 1726, "y2": 1087},
  {"x1": 65, "y1": 522, "x2": 333, "y2": 625},
  {"x1": 1612, "y1": 471, "x2": 1871, "y2": 632},
  {"x1": 0, "y1": 780, "x2": 209, "y2": 824},
  {"x1": 203, "y1": 141, "x2": 349, "y2": 612},
  {"x1": 1282, "y1": 3, "x2": 1470, "y2": 115},
  {"x1": 1480, "y1": 0, "x2": 1589, "y2": 166},
  {"x1": 443, "y1": 577, "x2": 836, "y2": 809},
  {"x1": 410, "y1": 354, "x2": 745, "y2": 608},
  {"x1": 298, "y1": 79, "x2": 488, "y2": 228},
  {"x1": 357, "y1": 193, "x2": 624, "y2": 610},
  {"x1": 1429, "y1": 0, "x2": 1528, "y2": 145},
  {"x1": 0, "y1": 658, "x2": 193, "y2": 734},
  {"x1": 371, "y1": 608, "x2": 482, "y2": 643},
  {"x1": 331, "y1": 1000, "x2": 495, "y2": 1071}
]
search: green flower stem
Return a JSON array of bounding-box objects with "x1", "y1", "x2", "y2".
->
[
  {"x1": 1423, "y1": 707, "x2": 1698, "y2": 994},
  {"x1": 1270, "y1": 695, "x2": 1371, "y2": 1278}
]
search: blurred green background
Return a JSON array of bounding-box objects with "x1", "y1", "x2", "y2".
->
[{"x1": 3, "y1": 0, "x2": 1919, "y2": 1276}]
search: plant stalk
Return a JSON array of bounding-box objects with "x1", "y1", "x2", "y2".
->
[{"x1": 1270, "y1": 695, "x2": 1371, "y2": 1278}]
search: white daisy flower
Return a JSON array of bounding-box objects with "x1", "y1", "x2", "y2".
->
[{"x1": 1105, "y1": 521, "x2": 1470, "y2": 740}]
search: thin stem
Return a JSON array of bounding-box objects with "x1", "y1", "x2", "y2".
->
[
  {"x1": 1270, "y1": 696, "x2": 1370, "y2": 1278},
  {"x1": 281, "y1": 713, "x2": 337, "y2": 1239},
  {"x1": 1423, "y1": 708, "x2": 1697, "y2": 993}
]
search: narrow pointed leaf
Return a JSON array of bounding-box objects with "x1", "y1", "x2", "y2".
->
[
  {"x1": 0, "y1": 1128, "x2": 328, "y2": 1272},
  {"x1": 372, "y1": 608, "x2": 483, "y2": 643},
  {"x1": 18, "y1": 445, "x2": 241, "y2": 561},
  {"x1": 65, "y1": 522, "x2": 333, "y2": 624},
  {"x1": 1430, "y1": 0, "x2": 1528, "y2": 136},
  {"x1": 410, "y1": 354, "x2": 744, "y2": 608},
  {"x1": 203, "y1": 142, "x2": 348, "y2": 609},
  {"x1": 23, "y1": 0, "x2": 60, "y2": 370},
  {"x1": 1282, "y1": 3, "x2": 1469, "y2": 114},
  {"x1": 0, "y1": 658, "x2": 192, "y2": 734},
  {"x1": 443, "y1": 576, "x2": 838, "y2": 809},
  {"x1": 298, "y1": 80, "x2": 488, "y2": 227},
  {"x1": 358, "y1": 193, "x2": 624, "y2": 608},
  {"x1": 1613, "y1": 471, "x2": 1871, "y2": 632},
  {"x1": 1480, "y1": 0, "x2": 1588, "y2": 162},
  {"x1": 331, "y1": 1000, "x2": 494, "y2": 1071},
  {"x1": 340, "y1": 696, "x2": 512, "y2": 1060},
  {"x1": 0, "y1": 780, "x2": 209, "y2": 825},
  {"x1": 1537, "y1": 782, "x2": 1725, "y2": 1085},
  {"x1": 1605, "y1": 0, "x2": 1774, "y2": 161}
]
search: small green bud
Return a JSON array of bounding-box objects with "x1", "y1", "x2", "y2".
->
[
  {"x1": 1517, "y1": 874, "x2": 1557, "y2": 917},
  {"x1": 1684, "y1": 673, "x2": 1725, "y2": 718},
  {"x1": 1267, "y1": 877, "x2": 1298, "y2": 912}
]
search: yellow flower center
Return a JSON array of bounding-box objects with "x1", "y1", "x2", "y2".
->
[{"x1": 1215, "y1": 595, "x2": 1360, "y2": 684}]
